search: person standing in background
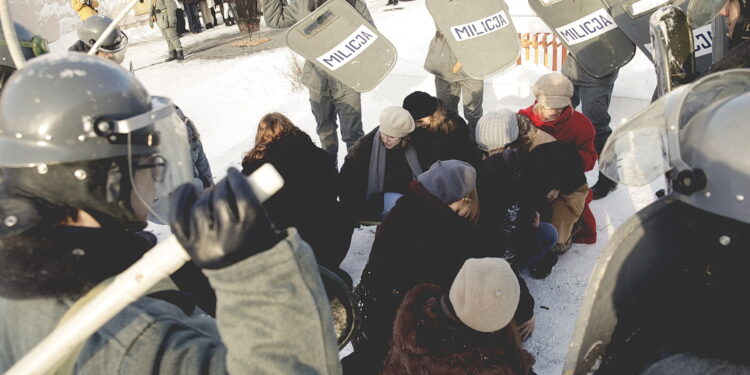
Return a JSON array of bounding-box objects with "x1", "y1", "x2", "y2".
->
[
  {"x1": 71, "y1": 0, "x2": 99, "y2": 21},
  {"x1": 150, "y1": 0, "x2": 185, "y2": 61}
]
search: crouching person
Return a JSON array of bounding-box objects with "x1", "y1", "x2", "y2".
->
[
  {"x1": 343, "y1": 160, "x2": 535, "y2": 374},
  {"x1": 339, "y1": 106, "x2": 423, "y2": 224},
  {"x1": 382, "y1": 258, "x2": 535, "y2": 375},
  {"x1": 0, "y1": 55, "x2": 340, "y2": 374}
]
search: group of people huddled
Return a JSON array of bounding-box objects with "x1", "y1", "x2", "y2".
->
[{"x1": 239, "y1": 71, "x2": 599, "y2": 374}]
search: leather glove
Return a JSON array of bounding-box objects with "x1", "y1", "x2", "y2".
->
[{"x1": 169, "y1": 168, "x2": 285, "y2": 269}]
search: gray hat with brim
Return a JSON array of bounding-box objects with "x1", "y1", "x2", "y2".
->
[
  {"x1": 533, "y1": 73, "x2": 574, "y2": 109},
  {"x1": 417, "y1": 160, "x2": 476, "y2": 204}
]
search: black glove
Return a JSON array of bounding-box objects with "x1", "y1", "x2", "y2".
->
[{"x1": 169, "y1": 168, "x2": 285, "y2": 269}]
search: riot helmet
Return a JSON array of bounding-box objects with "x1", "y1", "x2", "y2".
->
[
  {"x1": 0, "y1": 21, "x2": 48, "y2": 89},
  {"x1": 0, "y1": 54, "x2": 193, "y2": 230},
  {"x1": 77, "y1": 15, "x2": 129, "y2": 63},
  {"x1": 600, "y1": 69, "x2": 750, "y2": 224},
  {"x1": 688, "y1": 0, "x2": 749, "y2": 37}
]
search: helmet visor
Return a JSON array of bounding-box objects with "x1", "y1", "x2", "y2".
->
[
  {"x1": 97, "y1": 32, "x2": 128, "y2": 64},
  {"x1": 687, "y1": 0, "x2": 728, "y2": 27},
  {"x1": 126, "y1": 97, "x2": 193, "y2": 223},
  {"x1": 601, "y1": 69, "x2": 750, "y2": 186}
]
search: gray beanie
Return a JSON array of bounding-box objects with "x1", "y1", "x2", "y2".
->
[
  {"x1": 475, "y1": 110, "x2": 519, "y2": 152},
  {"x1": 449, "y1": 258, "x2": 520, "y2": 333},
  {"x1": 379, "y1": 106, "x2": 415, "y2": 138},
  {"x1": 417, "y1": 160, "x2": 476, "y2": 204},
  {"x1": 533, "y1": 73, "x2": 574, "y2": 109}
]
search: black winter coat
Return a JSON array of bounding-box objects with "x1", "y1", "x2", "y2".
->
[
  {"x1": 344, "y1": 181, "x2": 534, "y2": 375},
  {"x1": 411, "y1": 111, "x2": 482, "y2": 168},
  {"x1": 526, "y1": 141, "x2": 585, "y2": 220},
  {"x1": 339, "y1": 128, "x2": 423, "y2": 224},
  {"x1": 476, "y1": 149, "x2": 536, "y2": 267},
  {"x1": 242, "y1": 130, "x2": 350, "y2": 269}
]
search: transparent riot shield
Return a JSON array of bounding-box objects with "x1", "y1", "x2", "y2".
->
[
  {"x1": 426, "y1": 0, "x2": 520, "y2": 79},
  {"x1": 650, "y1": 5, "x2": 695, "y2": 98},
  {"x1": 285, "y1": 0, "x2": 397, "y2": 92},
  {"x1": 529, "y1": 0, "x2": 636, "y2": 77}
]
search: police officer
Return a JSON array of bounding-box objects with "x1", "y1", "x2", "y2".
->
[
  {"x1": 150, "y1": 0, "x2": 184, "y2": 62},
  {"x1": 705, "y1": 0, "x2": 750, "y2": 72},
  {"x1": 260, "y1": 0, "x2": 372, "y2": 165},
  {"x1": 0, "y1": 54, "x2": 340, "y2": 373},
  {"x1": 424, "y1": 31, "x2": 484, "y2": 140},
  {"x1": 562, "y1": 56, "x2": 619, "y2": 199},
  {"x1": 567, "y1": 70, "x2": 750, "y2": 374},
  {"x1": 68, "y1": 15, "x2": 129, "y2": 64}
]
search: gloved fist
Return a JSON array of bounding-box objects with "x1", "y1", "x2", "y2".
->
[{"x1": 169, "y1": 168, "x2": 285, "y2": 269}]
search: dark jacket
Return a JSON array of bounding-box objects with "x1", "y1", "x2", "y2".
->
[
  {"x1": 411, "y1": 112, "x2": 482, "y2": 168},
  {"x1": 476, "y1": 149, "x2": 536, "y2": 267},
  {"x1": 339, "y1": 128, "x2": 423, "y2": 224},
  {"x1": 526, "y1": 141, "x2": 586, "y2": 220},
  {"x1": 344, "y1": 181, "x2": 534, "y2": 374},
  {"x1": 381, "y1": 283, "x2": 535, "y2": 375},
  {"x1": 68, "y1": 40, "x2": 89, "y2": 53},
  {"x1": 183, "y1": 115, "x2": 214, "y2": 189},
  {"x1": 242, "y1": 130, "x2": 350, "y2": 269}
]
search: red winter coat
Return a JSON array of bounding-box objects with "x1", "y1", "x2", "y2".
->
[{"x1": 518, "y1": 104, "x2": 597, "y2": 244}]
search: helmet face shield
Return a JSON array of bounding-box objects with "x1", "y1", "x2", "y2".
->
[
  {"x1": 601, "y1": 70, "x2": 750, "y2": 187},
  {"x1": 97, "y1": 32, "x2": 128, "y2": 64},
  {"x1": 687, "y1": 0, "x2": 729, "y2": 27},
  {"x1": 124, "y1": 97, "x2": 193, "y2": 222}
]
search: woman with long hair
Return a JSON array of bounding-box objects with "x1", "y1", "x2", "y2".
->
[
  {"x1": 339, "y1": 107, "x2": 423, "y2": 225},
  {"x1": 242, "y1": 112, "x2": 351, "y2": 277},
  {"x1": 402, "y1": 91, "x2": 483, "y2": 167},
  {"x1": 381, "y1": 258, "x2": 535, "y2": 375}
]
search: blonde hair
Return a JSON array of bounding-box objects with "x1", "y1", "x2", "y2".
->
[{"x1": 243, "y1": 112, "x2": 299, "y2": 161}]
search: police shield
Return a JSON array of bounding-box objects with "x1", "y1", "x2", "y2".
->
[
  {"x1": 285, "y1": 0, "x2": 397, "y2": 92},
  {"x1": 529, "y1": 0, "x2": 636, "y2": 78},
  {"x1": 563, "y1": 198, "x2": 692, "y2": 374},
  {"x1": 318, "y1": 266, "x2": 360, "y2": 349},
  {"x1": 426, "y1": 0, "x2": 520, "y2": 79},
  {"x1": 650, "y1": 5, "x2": 694, "y2": 98}
]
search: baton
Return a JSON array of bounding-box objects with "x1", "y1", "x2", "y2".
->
[
  {"x1": 87, "y1": 0, "x2": 140, "y2": 56},
  {"x1": 5, "y1": 164, "x2": 284, "y2": 375},
  {"x1": 0, "y1": 0, "x2": 26, "y2": 68}
]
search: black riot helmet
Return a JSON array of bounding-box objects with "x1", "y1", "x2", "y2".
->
[
  {"x1": 0, "y1": 54, "x2": 193, "y2": 230},
  {"x1": 0, "y1": 21, "x2": 48, "y2": 89},
  {"x1": 600, "y1": 69, "x2": 750, "y2": 225},
  {"x1": 76, "y1": 15, "x2": 129, "y2": 63}
]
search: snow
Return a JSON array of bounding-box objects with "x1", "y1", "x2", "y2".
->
[{"x1": 46, "y1": 0, "x2": 663, "y2": 373}]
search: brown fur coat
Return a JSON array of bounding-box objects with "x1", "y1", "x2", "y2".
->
[{"x1": 381, "y1": 283, "x2": 535, "y2": 375}]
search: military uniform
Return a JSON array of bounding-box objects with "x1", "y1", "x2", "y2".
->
[
  {"x1": 424, "y1": 31, "x2": 484, "y2": 139},
  {"x1": 262, "y1": 0, "x2": 372, "y2": 162},
  {"x1": 151, "y1": 0, "x2": 184, "y2": 60}
]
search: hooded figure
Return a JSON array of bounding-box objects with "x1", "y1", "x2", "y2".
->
[{"x1": 343, "y1": 160, "x2": 535, "y2": 375}]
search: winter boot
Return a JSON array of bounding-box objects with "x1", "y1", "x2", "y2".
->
[
  {"x1": 592, "y1": 172, "x2": 618, "y2": 200},
  {"x1": 164, "y1": 50, "x2": 177, "y2": 62},
  {"x1": 530, "y1": 252, "x2": 559, "y2": 279},
  {"x1": 206, "y1": 22, "x2": 214, "y2": 29},
  {"x1": 176, "y1": 50, "x2": 185, "y2": 61}
]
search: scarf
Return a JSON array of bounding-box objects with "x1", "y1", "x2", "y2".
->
[{"x1": 365, "y1": 129, "x2": 422, "y2": 202}]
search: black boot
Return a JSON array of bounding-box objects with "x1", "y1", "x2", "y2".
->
[
  {"x1": 176, "y1": 50, "x2": 185, "y2": 61},
  {"x1": 530, "y1": 252, "x2": 559, "y2": 279},
  {"x1": 164, "y1": 50, "x2": 177, "y2": 62},
  {"x1": 592, "y1": 172, "x2": 617, "y2": 200}
]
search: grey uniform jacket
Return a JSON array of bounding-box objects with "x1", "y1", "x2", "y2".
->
[
  {"x1": 561, "y1": 55, "x2": 619, "y2": 87},
  {"x1": 0, "y1": 229, "x2": 342, "y2": 375},
  {"x1": 424, "y1": 31, "x2": 473, "y2": 82},
  {"x1": 261, "y1": 0, "x2": 373, "y2": 96},
  {"x1": 153, "y1": 0, "x2": 179, "y2": 29}
]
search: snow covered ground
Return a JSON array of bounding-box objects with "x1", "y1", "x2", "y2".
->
[{"x1": 47, "y1": 1, "x2": 664, "y2": 373}]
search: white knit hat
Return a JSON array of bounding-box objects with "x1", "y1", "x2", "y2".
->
[
  {"x1": 449, "y1": 258, "x2": 520, "y2": 333},
  {"x1": 533, "y1": 73, "x2": 574, "y2": 109},
  {"x1": 475, "y1": 110, "x2": 519, "y2": 152},
  {"x1": 379, "y1": 106, "x2": 415, "y2": 138}
]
